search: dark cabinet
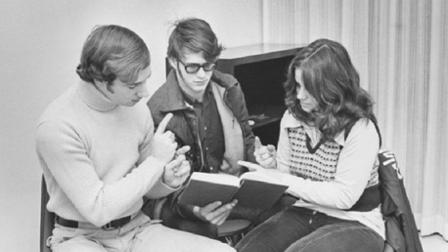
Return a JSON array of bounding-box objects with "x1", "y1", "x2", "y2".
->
[{"x1": 217, "y1": 44, "x2": 304, "y2": 145}]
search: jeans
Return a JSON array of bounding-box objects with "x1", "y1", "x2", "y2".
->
[
  {"x1": 47, "y1": 211, "x2": 234, "y2": 252},
  {"x1": 235, "y1": 207, "x2": 384, "y2": 252}
]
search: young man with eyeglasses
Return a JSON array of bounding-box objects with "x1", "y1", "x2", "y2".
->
[{"x1": 147, "y1": 18, "x2": 256, "y2": 238}]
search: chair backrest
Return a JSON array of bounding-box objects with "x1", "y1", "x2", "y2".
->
[
  {"x1": 40, "y1": 176, "x2": 54, "y2": 252},
  {"x1": 377, "y1": 150, "x2": 423, "y2": 252}
]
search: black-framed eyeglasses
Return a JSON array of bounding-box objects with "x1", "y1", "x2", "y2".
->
[{"x1": 177, "y1": 59, "x2": 217, "y2": 74}]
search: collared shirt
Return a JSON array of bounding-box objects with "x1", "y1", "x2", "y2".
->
[
  {"x1": 272, "y1": 110, "x2": 384, "y2": 239},
  {"x1": 181, "y1": 84, "x2": 225, "y2": 173}
]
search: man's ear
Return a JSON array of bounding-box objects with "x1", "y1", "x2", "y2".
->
[
  {"x1": 94, "y1": 78, "x2": 108, "y2": 87},
  {"x1": 168, "y1": 57, "x2": 177, "y2": 70},
  {"x1": 93, "y1": 79, "x2": 104, "y2": 88},
  {"x1": 93, "y1": 79, "x2": 113, "y2": 93}
]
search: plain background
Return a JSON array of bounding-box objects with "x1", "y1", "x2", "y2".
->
[
  {"x1": 2, "y1": 1, "x2": 447, "y2": 251},
  {"x1": 0, "y1": 0, "x2": 263, "y2": 251}
]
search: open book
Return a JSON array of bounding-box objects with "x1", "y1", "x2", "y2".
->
[{"x1": 177, "y1": 171, "x2": 288, "y2": 211}]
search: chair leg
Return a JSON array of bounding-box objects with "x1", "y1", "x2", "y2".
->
[{"x1": 222, "y1": 231, "x2": 246, "y2": 247}]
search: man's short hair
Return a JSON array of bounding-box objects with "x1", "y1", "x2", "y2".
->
[
  {"x1": 167, "y1": 18, "x2": 223, "y2": 62},
  {"x1": 76, "y1": 25, "x2": 150, "y2": 85}
]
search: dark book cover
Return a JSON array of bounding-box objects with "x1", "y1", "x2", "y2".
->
[
  {"x1": 177, "y1": 172, "x2": 288, "y2": 210},
  {"x1": 234, "y1": 179, "x2": 288, "y2": 210},
  {"x1": 177, "y1": 179, "x2": 240, "y2": 207}
]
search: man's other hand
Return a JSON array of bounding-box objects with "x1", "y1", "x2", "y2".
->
[{"x1": 163, "y1": 146, "x2": 191, "y2": 188}]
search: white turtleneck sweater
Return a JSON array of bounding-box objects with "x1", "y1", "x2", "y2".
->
[{"x1": 36, "y1": 82, "x2": 176, "y2": 227}]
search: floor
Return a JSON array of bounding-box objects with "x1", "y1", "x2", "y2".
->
[{"x1": 421, "y1": 234, "x2": 448, "y2": 252}]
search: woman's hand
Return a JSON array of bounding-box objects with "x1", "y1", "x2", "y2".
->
[
  {"x1": 254, "y1": 137, "x2": 277, "y2": 169},
  {"x1": 237, "y1": 160, "x2": 265, "y2": 172}
]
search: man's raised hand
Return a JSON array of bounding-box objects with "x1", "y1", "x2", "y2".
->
[{"x1": 149, "y1": 113, "x2": 177, "y2": 164}]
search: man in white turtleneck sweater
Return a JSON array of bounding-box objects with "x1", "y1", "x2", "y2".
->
[{"x1": 36, "y1": 25, "x2": 235, "y2": 252}]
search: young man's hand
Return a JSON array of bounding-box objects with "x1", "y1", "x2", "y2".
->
[
  {"x1": 149, "y1": 113, "x2": 177, "y2": 164},
  {"x1": 163, "y1": 146, "x2": 191, "y2": 188},
  {"x1": 253, "y1": 136, "x2": 277, "y2": 169},
  {"x1": 193, "y1": 200, "x2": 238, "y2": 226}
]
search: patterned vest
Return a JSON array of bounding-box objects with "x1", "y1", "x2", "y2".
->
[{"x1": 288, "y1": 126, "x2": 380, "y2": 210}]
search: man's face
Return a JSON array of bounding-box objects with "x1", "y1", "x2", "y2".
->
[
  {"x1": 172, "y1": 51, "x2": 215, "y2": 98},
  {"x1": 99, "y1": 66, "x2": 151, "y2": 107}
]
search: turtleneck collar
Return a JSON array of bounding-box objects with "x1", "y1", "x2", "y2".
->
[{"x1": 77, "y1": 81, "x2": 118, "y2": 112}]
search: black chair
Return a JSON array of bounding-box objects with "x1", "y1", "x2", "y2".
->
[
  {"x1": 40, "y1": 176, "x2": 54, "y2": 252},
  {"x1": 378, "y1": 150, "x2": 423, "y2": 252},
  {"x1": 216, "y1": 218, "x2": 251, "y2": 246}
]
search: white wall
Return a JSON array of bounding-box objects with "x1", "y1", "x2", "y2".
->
[{"x1": 0, "y1": 0, "x2": 262, "y2": 251}]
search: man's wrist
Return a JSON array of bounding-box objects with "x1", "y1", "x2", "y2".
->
[{"x1": 161, "y1": 174, "x2": 180, "y2": 189}]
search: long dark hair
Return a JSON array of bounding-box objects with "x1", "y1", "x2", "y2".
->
[{"x1": 284, "y1": 39, "x2": 377, "y2": 140}]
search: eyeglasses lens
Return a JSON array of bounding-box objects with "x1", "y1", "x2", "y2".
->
[{"x1": 184, "y1": 63, "x2": 216, "y2": 74}]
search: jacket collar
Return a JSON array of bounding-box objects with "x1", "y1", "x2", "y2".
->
[
  {"x1": 159, "y1": 71, "x2": 192, "y2": 112},
  {"x1": 160, "y1": 70, "x2": 238, "y2": 112}
]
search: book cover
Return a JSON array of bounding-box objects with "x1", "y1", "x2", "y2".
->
[{"x1": 177, "y1": 172, "x2": 288, "y2": 211}]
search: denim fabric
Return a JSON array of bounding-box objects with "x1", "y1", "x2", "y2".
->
[{"x1": 236, "y1": 207, "x2": 384, "y2": 252}]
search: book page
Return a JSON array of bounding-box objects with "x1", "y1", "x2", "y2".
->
[
  {"x1": 190, "y1": 172, "x2": 240, "y2": 187},
  {"x1": 240, "y1": 170, "x2": 288, "y2": 186}
]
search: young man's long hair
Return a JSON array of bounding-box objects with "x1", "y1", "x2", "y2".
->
[
  {"x1": 283, "y1": 39, "x2": 377, "y2": 140},
  {"x1": 167, "y1": 18, "x2": 222, "y2": 62}
]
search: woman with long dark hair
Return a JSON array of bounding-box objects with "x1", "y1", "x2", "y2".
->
[{"x1": 236, "y1": 39, "x2": 384, "y2": 252}]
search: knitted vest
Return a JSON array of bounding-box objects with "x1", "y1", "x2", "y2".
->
[{"x1": 288, "y1": 126, "x2": 380, "y2": 211}]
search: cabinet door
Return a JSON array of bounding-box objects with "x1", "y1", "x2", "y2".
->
[{"x1": 217, "y1": 44, "x2": 302, "y2": 145}]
